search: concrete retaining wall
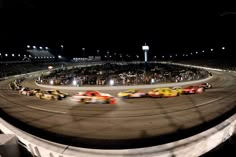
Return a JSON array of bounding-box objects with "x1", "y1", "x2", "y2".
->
[{"x1": 0, "y1": 111, "x2": 235, "y2": 157}]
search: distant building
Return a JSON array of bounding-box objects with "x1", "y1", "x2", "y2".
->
[
  {"x1": 73, "y1": 56, "x2": 101, "y2": 62},
  {"x1": 88, "y1": 56, "x2": 101, "y2": 61}
]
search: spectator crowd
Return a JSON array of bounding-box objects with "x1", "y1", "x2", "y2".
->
[{"x1": 38, "y1": 63, "x2": 210, "y2": 86}]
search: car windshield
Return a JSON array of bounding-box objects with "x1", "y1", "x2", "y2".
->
[
  {"x1": 153, "y1": 89, "x2": 159, "y2": 92},
  {"x1": 127, "y1": 90, "x2": 136, "y2": 93}
]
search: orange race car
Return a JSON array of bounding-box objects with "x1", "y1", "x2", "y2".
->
[
  {"x1": 182, "y1": 86, "x2": 205, "y2": 94},
  {"x1": 71, "y1": 90, "x2": 116, "y2": 104}
]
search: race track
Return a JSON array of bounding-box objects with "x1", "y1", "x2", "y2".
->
[{"x1": 0, "y1": 70, "x2": 236, "y2": 149}]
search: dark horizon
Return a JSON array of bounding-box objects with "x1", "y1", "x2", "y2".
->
[{"x1": 0, "y1": 7, "x2": 236, "y2": 58}]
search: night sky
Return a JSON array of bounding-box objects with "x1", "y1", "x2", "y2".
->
[{"x1": 0, "y1": 4, "x2": 235, "y2": 58}]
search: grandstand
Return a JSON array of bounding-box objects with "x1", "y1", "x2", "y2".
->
[
  {"x1": 27, "y1": 47, "x2": 55, "y2": 61},
  {"x1": 0, "y1": 46, "x2": 55, "y2": 63}
]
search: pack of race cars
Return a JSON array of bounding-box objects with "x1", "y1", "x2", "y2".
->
[
  {"x1": 9, "y1": 80, "x2": 212, "y2": 104},
  {"x1": 18, "y1": 87, "x2": 69, "y2": 100},
  {"x1": 117, "y1": 82, "x2": 212, "y2": 98}
]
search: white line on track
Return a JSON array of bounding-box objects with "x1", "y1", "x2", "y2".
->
[
  {"x1": 196, "y1": 97, "x2": 223, "y2": 107},
  {"x1": 0, "y1": 93, "x2": 6, "y2": 98},
  {"x1": 27, "y1": 105, "x2": 67, "y2": 114}
]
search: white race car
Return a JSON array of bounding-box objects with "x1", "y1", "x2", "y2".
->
[
  {"x1": 71, "y1": 90, "x2": 116, "y2": 104},
  {"x1": 19, "y1": 87, "x2": 34, "y2": 96}
]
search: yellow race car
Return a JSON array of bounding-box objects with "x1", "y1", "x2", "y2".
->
[
  {"x1": 35, "y1": 91, "x2": 62, "y2": 100},
  {"x1": 71, "y1": 90, "x2": 116, "y2": 104},
  {"x1": 147, "y1": 88, "x2": 180, "y2": 98},
  {"x1": 47, "y1": 90, "x2": 69, "y2": 98},
  {"x1": 171, "y1": 87, "x2": 183, "y2": 95},
  {"x1": 117, "y1": 89, "x2": 146, "y2": 98}
]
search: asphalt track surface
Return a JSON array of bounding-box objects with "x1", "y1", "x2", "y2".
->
[{"x1": 0, "y1": 70, "x2": 236, "y2": 149}]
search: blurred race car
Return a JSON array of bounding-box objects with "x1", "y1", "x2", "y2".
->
[
  {"x1": 171, "y1": 87, "x2": 183, "y2": 95},
  {"x1": 15, "y1": 85, "x2": 23, "y2": 90},
  {"x1": 71, "y1": 90, "x2": 116, "y2": 104},
  {"x1": 35, "y1": 91, "x2": 62, "y2": 100},
  {"x1": 19, "y1": 87, "x2": 34, "y2": 96},
  {"x1": 182, "y1": 86, "x2": 204, "y2": 94},
  {"x1": 31, "y1": 89, "x2": 41, "y2": 95},
  {"x1": 117, "y1": 89, "x2": 146, "y2": 98},
  {"x1": 47, "y1": 90, "x2": 69, "y2": 98},
  {"x1": 9, "y1": 82, "x2": 15, "y2": 90},
  {"x1": 198, "y1": 82, "x2": 212, "y2": 89},
  {"x1": 147, "y1": 88, "x2": 180, "y2": 98},
  {"x1": 9, "y1": 81, "x2": 22, "y2": 90}
]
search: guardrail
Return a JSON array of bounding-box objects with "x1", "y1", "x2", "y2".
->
[
  {"x1": 0, "y1": 62, "x2": 235, "y2": 157},
  {"x1": 0, "y1": 110, "x2": 236, "y2": 157}
]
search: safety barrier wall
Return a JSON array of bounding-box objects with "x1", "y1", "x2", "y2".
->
[
  {"x1": 0, "y1": 109, "x2": 236, "y2": 157},
  {"x1": 0, "y1": 62, "x2": 235, "y2": 157}
]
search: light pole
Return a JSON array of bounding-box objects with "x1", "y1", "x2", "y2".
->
[
  {"x1": 142, "y1": 43, "x2": 149, "y2": 63},
  {"x1": 114, "y1": 52, "x2": 116, "y2": 62},
  {"x1": 107, "y1": 51, "x2": 109, "y2": 61},
  {"x1": 61, "y1": 45, "x2": 64, "y2": 52},
  {"x1": 82, "y1": 48, "x2": 85, "y2": 60},
  {"x1": 120, "y1": 54, "x2": 123, "y2": 62},
  {"x1": 142, "y1": 43, "x2": 149, "y2": 71}
]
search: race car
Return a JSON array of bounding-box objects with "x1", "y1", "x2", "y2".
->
[
  {"x1": 117, "y1": 89, "x2": 146, "y2": 98},
  {"x1": 47, "y1": 90, "x2": 69, "y2": 98},
  {"x1": 9, "y1": 82, "x2": 15, "y2": 90},
  {"x1": 15, "y1": 85, "x2": 23, "y2": 91},
  {"x1": 19, "y1": 87, "x2": 34, "y2": 96},
  {"x1": 35, "y1": 91, "x2": 62, "y2": 100},
  {"x1": 171, "y1": 87, "x2": 183, "y2": 95},
  {"x1": 182, "y1": 86, "x2": 205, "y2": 94},
  {"x1": 9, "y1": 81, "x2": 22, "y2": 90},
  {"x1": 31, "y1": 89, "x2": 41, "y2": 95},
  {"x1": 198, "y1": 82, "x2": 212, "y2": 89},
  {"x1": 71, "y1": 90, "x2": 116, "y2": 104},
  {"x1": 147, "y1": 88, "x2": 180, "y2": 98}
]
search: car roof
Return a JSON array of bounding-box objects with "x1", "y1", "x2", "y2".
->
[
  {"x1": 126, "y1": 89, "x2": 137, "y2": 92},
  {"x1": 154, "y1": 88, "x2": 171, "y2": 90}
]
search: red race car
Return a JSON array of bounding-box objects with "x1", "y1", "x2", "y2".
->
[
  {"x1": 71, "y1": 90, "x2": 116, "y2": 104},
  {"x1": 198, "y1": 82, "x2": 212, "y2": 89},
  {"x1": 19, "y1": 87, "x2": 34, "y2": 96},
  {"x1": 182, "y1": 86, "x2": 205, "y2": 94}
]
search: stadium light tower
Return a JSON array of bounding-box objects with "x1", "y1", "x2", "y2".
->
[
  {"x1": 61, "y1": 45, "x2": 64, "y2": 55},
  {"x1": 82, "y1": 48, "x2": 85, "y2": 59},
  {"x1": 142, "y1": 43, "x2": 149, "y2": 63}
]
